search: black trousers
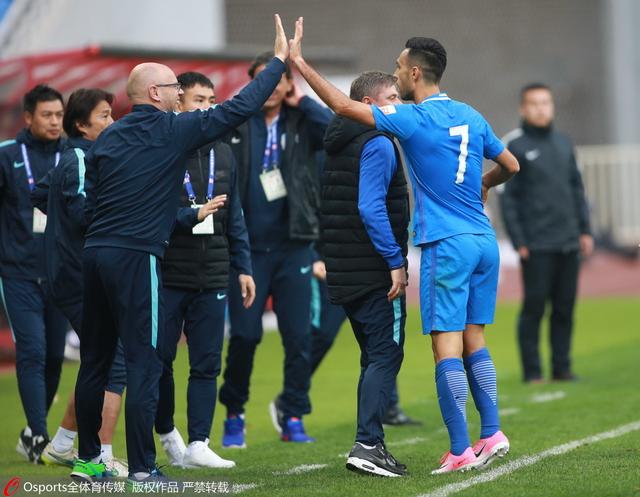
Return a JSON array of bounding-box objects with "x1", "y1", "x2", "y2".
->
[{"x1": 518, "y1": 250, "x2": 580, "y2": 380}]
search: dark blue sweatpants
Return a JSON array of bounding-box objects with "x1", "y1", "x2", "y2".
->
[
  {"x1": 310, "y1": 278, "x2": 401, "y2": 407},
  {"x1": 156, "y1": 287, "x2": 226, "y2": 443},
  {"x1": 220, "y1": 245, "x2": 312, "y2": 419},
  {"x1": 56, "y1": 297, "x2": 126, "y2": 396},
  {"x1": 344, "y1": 289, "x2": 405, "y2": 445},
  {"x1": 0, "y1": 277, "x2": 67, "y2": 437},
  {"x1": 75, "y1": 247, "x2": 163, "y2": 475}
]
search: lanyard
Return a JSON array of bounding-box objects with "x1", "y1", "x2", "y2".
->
[
  {"x1": 183, "y1": 149, "x2": 215, "y2": 204},
  {"x1": 21, "y1": 144, "x2": 60, "y2": 192},
  {"x1": 262, "y1": 117, "x2": 280, "y2": 172}
]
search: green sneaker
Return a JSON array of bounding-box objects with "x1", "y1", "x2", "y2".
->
[{"x1": 70, "y1": 459, "x2": 114, "y2": 482}]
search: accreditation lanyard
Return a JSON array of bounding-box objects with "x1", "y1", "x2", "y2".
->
[
  {"x1": 262, "y1": 117, "x2": 280, "y2": 172},
  {"x1": 21, "y1": 144, "x2": 60, "y2": 191},
  {"x1": 183, "y1": 149, "x2": 215, "y2": 205}
]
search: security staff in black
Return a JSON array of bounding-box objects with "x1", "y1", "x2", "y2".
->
[
  {"x1": 321, "y1": 72, "x2": 409, "y2": 477},
  {"x1": 219, "y1": 51, "x2": 332, "y2": 446},
  {"x1": 0, "y1": 85, "x2": 67, "y2": 464},
  {"x1": 155, "y1": 71, "x2": 253, "y2": 470},
  {"x1": 499, "y1": 83, "x2": 593, "y2": 383}
]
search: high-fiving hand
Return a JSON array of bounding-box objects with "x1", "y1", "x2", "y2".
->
[
  {"x1": 288, "y1": 16, "x2": 304, "y2": 64},
  {"x1": 274, "y1": 14, "x2": 289, "y2": 62}
]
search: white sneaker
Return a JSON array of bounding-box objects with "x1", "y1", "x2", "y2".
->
[
  {"x1": 104, "y1": 457, "x2": 128, "y2": 478},
  {"x1": 41, "y1": 441, "x2": 77, "y2": 467},
  {"x1": 159, "y1": 428, "x2": 186, "y2": 466},
  {"x1": 181, "y1": 439, "x2": 235, "y2": 469}
]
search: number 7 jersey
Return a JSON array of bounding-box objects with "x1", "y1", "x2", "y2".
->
[{"x1": 372, "y1": 93, "x2": 504, "y2": 245}]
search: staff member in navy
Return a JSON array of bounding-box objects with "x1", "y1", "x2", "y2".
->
[
  {"x1": 0, "y1": 84, "x2": 67, "y2": 464},
  {"x1": 72, "y1": 15, "x2": 291, "y2": 483},
  {"x1": 155, "y1": 71, "x2": 255, "y2": 470},
  {"x1": 219, "y1": 51, "x2": 332, "y2": 447},
  {"x1": 30, "y1": 88, "x2": 128, "y2": 476}
]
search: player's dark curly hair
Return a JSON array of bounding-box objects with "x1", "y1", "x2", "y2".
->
[{"x1": 404, "y1": 37, "x2": 447, "y2": 84}]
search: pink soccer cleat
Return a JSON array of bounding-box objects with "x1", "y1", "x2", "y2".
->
[
  {"x1": 431, "y1": 447, "x2": 479, "y2": 475},
  {"x1": 472, "y1": 430, "x2": 510, "y2": 468}
]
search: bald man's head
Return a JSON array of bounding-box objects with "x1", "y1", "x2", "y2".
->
[{"x1": 126, "y1": 63, "x2": 183, "y2": 111}]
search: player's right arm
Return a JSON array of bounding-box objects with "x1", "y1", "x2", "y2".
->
[{"x1": 288, "y1": 17, "x2": 375, "y2": 127}]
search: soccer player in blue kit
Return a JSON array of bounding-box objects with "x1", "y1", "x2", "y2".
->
[{"x1": 288, "y1": 18, "x2": 520, "y2": 474}]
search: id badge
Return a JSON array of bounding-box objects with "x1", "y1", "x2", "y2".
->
[
  {"x1": 260, "y1": 168, "x2": 287, "y2": 201},
  {"x1": 33, "y1": 208, "x2": 47, "y2": 234},
  {"x1": 191, "y1": 205, "x2": 214, "y2": 235}
]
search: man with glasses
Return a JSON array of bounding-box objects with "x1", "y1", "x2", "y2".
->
[{"x1": 72, "y1": 15, "x2": 290, "y2": 483}]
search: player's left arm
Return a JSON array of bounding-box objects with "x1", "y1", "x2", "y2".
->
[
  {"x1": 288, "y1": 17, "x2": 375, "y2": 127},
  {"x1": 480, "y1": 119, "x2": 520, "y2": 202}
]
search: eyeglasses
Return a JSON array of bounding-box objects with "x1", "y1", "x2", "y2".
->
[{"x1": 154, "y1": 82, "x2": 182, "y2": 91}]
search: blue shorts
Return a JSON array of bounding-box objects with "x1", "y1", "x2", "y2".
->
[{"x1": 419, "y1": 233, "x2": 499, "y2": 333}]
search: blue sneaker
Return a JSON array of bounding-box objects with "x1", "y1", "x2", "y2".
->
[
  {"x1": 127, "y1": 466, "x2": 171, "y2": 491},
  {"x1": 281, "y1": 417, "x2": 315, "y2": 443},
  {"x1": 222, "y1": 415, "x2": 246, "y2": 448}
]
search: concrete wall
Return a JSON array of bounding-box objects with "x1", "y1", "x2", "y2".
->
[{"x1": 225, "y1": 0, "x2": 611, "y2": 144}]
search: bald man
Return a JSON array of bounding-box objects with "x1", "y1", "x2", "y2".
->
[{"x1": 71, "y1": 15, "x2": 290, "y2": 483}]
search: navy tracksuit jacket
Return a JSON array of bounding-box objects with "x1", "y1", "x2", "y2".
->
[
  {"x1": 74, "y1": 57, "x2": 286, "y2": 474},
  {"x1": 0, "y1": 129, "x2": 67, "y2": 438}
]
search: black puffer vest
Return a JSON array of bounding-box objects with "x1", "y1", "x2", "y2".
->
[
  {"x1": 162, "y1": 141, "x2": 233, "y2": 290},
  {"x1": 321, "y1": 116, "x2": 409, "y2": 304}
]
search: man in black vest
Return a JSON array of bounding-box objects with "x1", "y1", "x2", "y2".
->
[
  {"x1": 155, "y1": 72, "x2": 255, "y2": 469},
  {"x1": 321, "y1": 71, "x2": 409, "y2": 477},
  {"x1": 219, "y1": 51, "x2": 332, "y2": 447}
]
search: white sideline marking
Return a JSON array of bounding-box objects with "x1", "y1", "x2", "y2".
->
[
  {"x1": 499, "y1": 407, "x2": 520, "y2": 417},
  {"x1": 272, "y1": 463, "x2": 328, "y2": 476},
  {"x1": 231, "y1": 483, "x2": 259, "y2": 494},
  {"x1": 416, "y1": 420, "x2": 640, "y2": 497},
  {"x1": 530, "y1": 391, "x2": 566, "y2": 403}
]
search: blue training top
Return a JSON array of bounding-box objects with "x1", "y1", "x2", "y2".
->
[
  {"x1": 372, "y1": 92, "x2": 504, "y2": 245},
  {"x1": 84, "y1": 57, "x2": 286, "y2": 258}
]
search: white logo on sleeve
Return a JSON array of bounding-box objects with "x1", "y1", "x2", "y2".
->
[
  {"x1": 525, "y1": 149, "x2": 540, "y2": 161},
  {"x1": 379, "y1": 105, "x2": 396, "y2": 115}
]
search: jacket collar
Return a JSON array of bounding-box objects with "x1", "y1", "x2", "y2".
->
[
  {"x1": 67, "y1": 136, "x2": 93, "y2": 151},
  {"x1": 16, "y1": 128, "x2": 64, "y2": 153}
]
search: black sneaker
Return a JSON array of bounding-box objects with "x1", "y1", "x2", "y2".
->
[
  {"x1": 16, "y1": 429, "x2": 33, "y2": 462},
  {"x1": 346, "y1": 442, "x2": 407, "y2": 477},
  {"x1": 383, "y1": 405, "x2": 423, "y2": 426},
  {"x1": 127, "y1": 466, "x2": 173, "y2": 491},
  {"x1": 31, "y1": 435, "x2": 49, "y2": 464},
  {"x1": 268, "y1": 395, "x2": 285, "y2": 434}
]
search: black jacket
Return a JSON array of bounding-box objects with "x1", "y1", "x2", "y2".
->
[
  {"x1": 227, "y1": 97, "x2": 332, "y2": 245},
  {"x1": 161, "y1": 141, "x2": 252, "y2": 291},
  {"x1": 321, "y1": 116, "x2": 409, "y2": 304},
  {"x1": 499, "y1": 122, "x2": 591, "y2": 252},
  {"x1": 0, "y1": 129, "x2": 66, "y2": 280}
]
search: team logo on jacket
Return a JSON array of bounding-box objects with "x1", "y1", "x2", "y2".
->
[{"x1": 525, "y1": 149, "x2": 540, "y2": 161}]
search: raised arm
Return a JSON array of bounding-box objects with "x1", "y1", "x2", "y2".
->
[
  {"x1": 288, "y1": 17, "x2": 375, "y2": 127},
  {"x1": 176, "y1": 14, "x2": 290, "y2": 151}
]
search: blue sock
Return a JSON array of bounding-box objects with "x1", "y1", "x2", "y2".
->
[
  {"x1": 435, "y1": 358, "x2": 470, "y2": 456},
  {"x1": 464, "y1": 348, "x2": 500, "y2": 439}
]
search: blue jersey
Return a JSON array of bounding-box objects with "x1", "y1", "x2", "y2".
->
[{"x1": 372, "y1": 93, "x2": 504, "y2": 244}]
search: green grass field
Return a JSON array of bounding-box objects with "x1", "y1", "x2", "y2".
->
[{"x1": 1, "y1": 297, "x2": 639, "y2": 497}]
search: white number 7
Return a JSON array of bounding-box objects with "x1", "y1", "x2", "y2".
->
[{"x1": 450, "y1": 124, "x2": 469, "y2": 184}]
